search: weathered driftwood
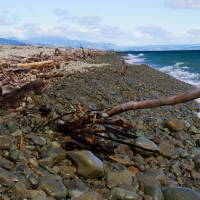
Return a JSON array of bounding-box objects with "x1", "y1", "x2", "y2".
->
[
  {"x1": 15, "y1": 60, "x2": 55, "y2": 68},
  {"x1": 101, "y1": 87, "x2": 200, "y2": 117},
  {"x1": 0, "y1": 79, "x2": 49, "y2": 109},
  {"x1": 121, "y1": 57, "x2": 125, "y2": 76},
  {"x1": 0, "y1": 77, "x2": 10, "y2": 86}
]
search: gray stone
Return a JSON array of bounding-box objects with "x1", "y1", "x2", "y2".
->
[
  {"x1": 67, "y1": 150, "x2": 104, "y2": 179},
  {"x1": 164, "y1": 119, "x2": 186, "y2": 132},
  {"x1": 162, "y1": 187, "x2": 200, "y2": 200},
  {"x1": 137, "y1": 174, "x2": 161, "y2": 188},
  {"x1": 174, "y1": 131, "x2": 188, "y2": 141},
  {"x1": 39, "y1": 178, "x2": 67, "y2": 199},
  {"x1": 188, "y1": 125, "x2": 200, "y2": 134},
  {"x1": 158, "y1": 141, "x2": 172, "y2": 158},
  {"x1": 0, "y1": 168, "x2": 15, "y2": 188},
  {"x1": 133, "y1": 137, "x2": 158, "y2": 157},
  {"x1": 30, "y1": 136, "x2": 46, "y2": 146},
  {"x1": 73, "y1": 191, "x2": 104, "y2": 200},
  {"x1": 11, "y1": 129, "x2": 22, "y2": 137},
  {"x1": 145, "y1": 169, "x2": 167, "y2": 186},
  {"x1": 0, "y1": 135, "x2": 13, "y2": 150},
  {"x1": 35, "y1": 114, "x2": 42, "y2": 125},
  {"x1": 107, "y1": 170, "x2": 133, "y2": 185},
  {"x1": 6, "y1": 121, "x2": 18, "y2": 132},
  {"x1": 144, "y1": 185, "x2": 164, "y2": 200},
  {"x1": 68, "y1": 179, "x2": 88, "y2": 198},
  {"x1": 187, "y1": 147, "x2": 200, "y2": 160},
  {"x1": 59, "y1": 165, "x2": 75, "y2": 178},
  {"x1": 112, "y1": 188, "x2": 140, "y2": 200}
]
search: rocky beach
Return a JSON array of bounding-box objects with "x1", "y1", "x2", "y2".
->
[{"x1": 1, "y1": 45, "x2": 200, "y2": 199}]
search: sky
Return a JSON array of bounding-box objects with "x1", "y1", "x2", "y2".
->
[{"x1": 1, "y1": 0, "x2": 200, "y2": 46}]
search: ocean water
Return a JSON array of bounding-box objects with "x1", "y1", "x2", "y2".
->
[{"x1": 122, "y1": 50, "x2": 200, "y2": 87}]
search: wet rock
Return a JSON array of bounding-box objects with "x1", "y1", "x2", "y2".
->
[
  {"x1": 164, "y1": 119, "x2": 186, "y2": 132},
  {"x1": 162, "y1": 187, "x2": 200, "y2": 200},
  {"x1": 39, "y1": 178, "x2": 67, "y2": 199},
  {"x1": 0, "y1": 135, "x2": 13, "y2": 150},
  {"x1": 112, "y1": 188, "x2": 140, "y2": 200},
  {"x1": 107, "y1": 170, "x2": 133, "y2": 185},
  {"x1": 67, "y1": 150, "x2": 104, "y2": 179},
  {"x1": 144, "y1": 185, "x2": 164, "y2": 200},
  {"x1": 133, "y1": 137, "x2": 158, "y2": 157}
]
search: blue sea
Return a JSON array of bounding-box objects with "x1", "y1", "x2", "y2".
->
[{"x1": 123, "y1": 50, "x2": 200, "y2": 87}]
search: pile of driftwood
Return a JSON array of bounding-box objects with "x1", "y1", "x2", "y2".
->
[{"x1": 0, "y1": 45, "x2": 113, "y2": 92}]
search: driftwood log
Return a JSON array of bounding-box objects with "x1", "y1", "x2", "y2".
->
[
  {"x1": 101, "y1": 88, "x2": 200, "y2": 117},
  {"x1": 0, "y1": 79, "x2": 49, "y2": 109}
]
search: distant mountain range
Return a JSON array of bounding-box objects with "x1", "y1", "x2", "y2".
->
[{"x1": 1, "y1": 36, "x2": 200, "y2": 51}]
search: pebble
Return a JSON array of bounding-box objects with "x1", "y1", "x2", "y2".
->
[
  {"x1": 162, "y1": 187, "x2": 200, "y2": 200},
  {"x1": 107, "y1": 170, "x2": 134, "y2": 185},
  {"x1": 133, "y1": 137, "x2": 158, "y2": 157},
  {"x1": 67, "y1": 150, "x2": 104, "y2": 179},
  {"x1": 164, "y1": 119, "x2": 186, "y2": 132},
  {"x1": 0, "y1": 135, "x2": 13, "y2": 150},
  {"x1": 144, "y1": 185, "x2": 164, "y2": 200},
  {"x1": 39, "y1": 178, "x2": 67, "y2": 199}
]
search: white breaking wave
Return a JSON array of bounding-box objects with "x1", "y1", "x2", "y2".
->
[
  {"x1": 159, "y1": 62, "x2": 200, "y2": 87},
  {"x1": 124, "y1": 53, "x2": 145, "y2": 64}
]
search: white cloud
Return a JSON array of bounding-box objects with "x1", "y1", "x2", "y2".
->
[
  {"x1": 73, "y1": 15, "x2": 101, "y2": 28},
  {"x1": 0, "y1": 13, "x2": 20, "y2": 26},
  {"x1": 164, "y1": 0, "x2": 200, "y2": 9},
  {"x1": 52, "y1": 8, "x2": 69, "y2": 16},
  {"x1": 136, "y1": 25, "x2": 170, "y2": 37},
  {"x1": 187, "y1": 27, "x2": 200, "y2": 35}
]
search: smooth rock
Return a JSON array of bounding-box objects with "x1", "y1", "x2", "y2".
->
[
  {"x1": 164, "y1": 119, "x2": 186, "y2": 132},
  {"x1": 188, "y1": 125, "x2": 200, "y2": 134},
  {"x1": 137, "y1": 174, "x2": 161, "y2": 188},
  {"x1": 144, "y1": 185, "x2": 164, "y2": 200},
  {"x1": 187, "y1": 147, "x2": 200, "y2": 160},
  {"x1": 133, "y1": 137, "x2": 158, "y2": 157},
  {"x1": 162, "y1": 187, "x2": 200, "y2": 200},
  {"x1": 67, "y1": 150, "x2": 104, "y2": 179},
  {"x1": 0, "y1": 168, "x2": 15, "y2": 188},
  {"x1": 73, "y1": 191, "x2": 103, "y2": 200},
  {"x1": 39, "y1": 178, "x2": 67, "y2": 199},
  {"x1": 0, "y1": 135, "x2": 13, "y2": 150},
  {"x1": 107, "y1": 170, "x2": 133, "y2": 185},
  {"x1": 59, "y1": 165, "x2": 75, "y2": 178},
  {"x1": 12, "y1": 182, "x2": 28, "y2": 199},
  {"x1": 174, "y1": 131, "x2": 188, "y2": 141},
  {"x1": 68, "y1": 179, "x2": 88, "y2": 198},
  {"x1": 11, "y1": 129, "x2": 22, "y2": 137},
  {"x1": 6, "y1": 121, "x2": 17, "y2": 132},
  {"x1": 30, "y1": 136, "x2": 46, "y2": 146},
  {"x1": 112, "y1": 188, "x2": 140, "y2": 200},
  {"x1": 158, "y1": 141, "x2": 172, "y2": 158}
]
